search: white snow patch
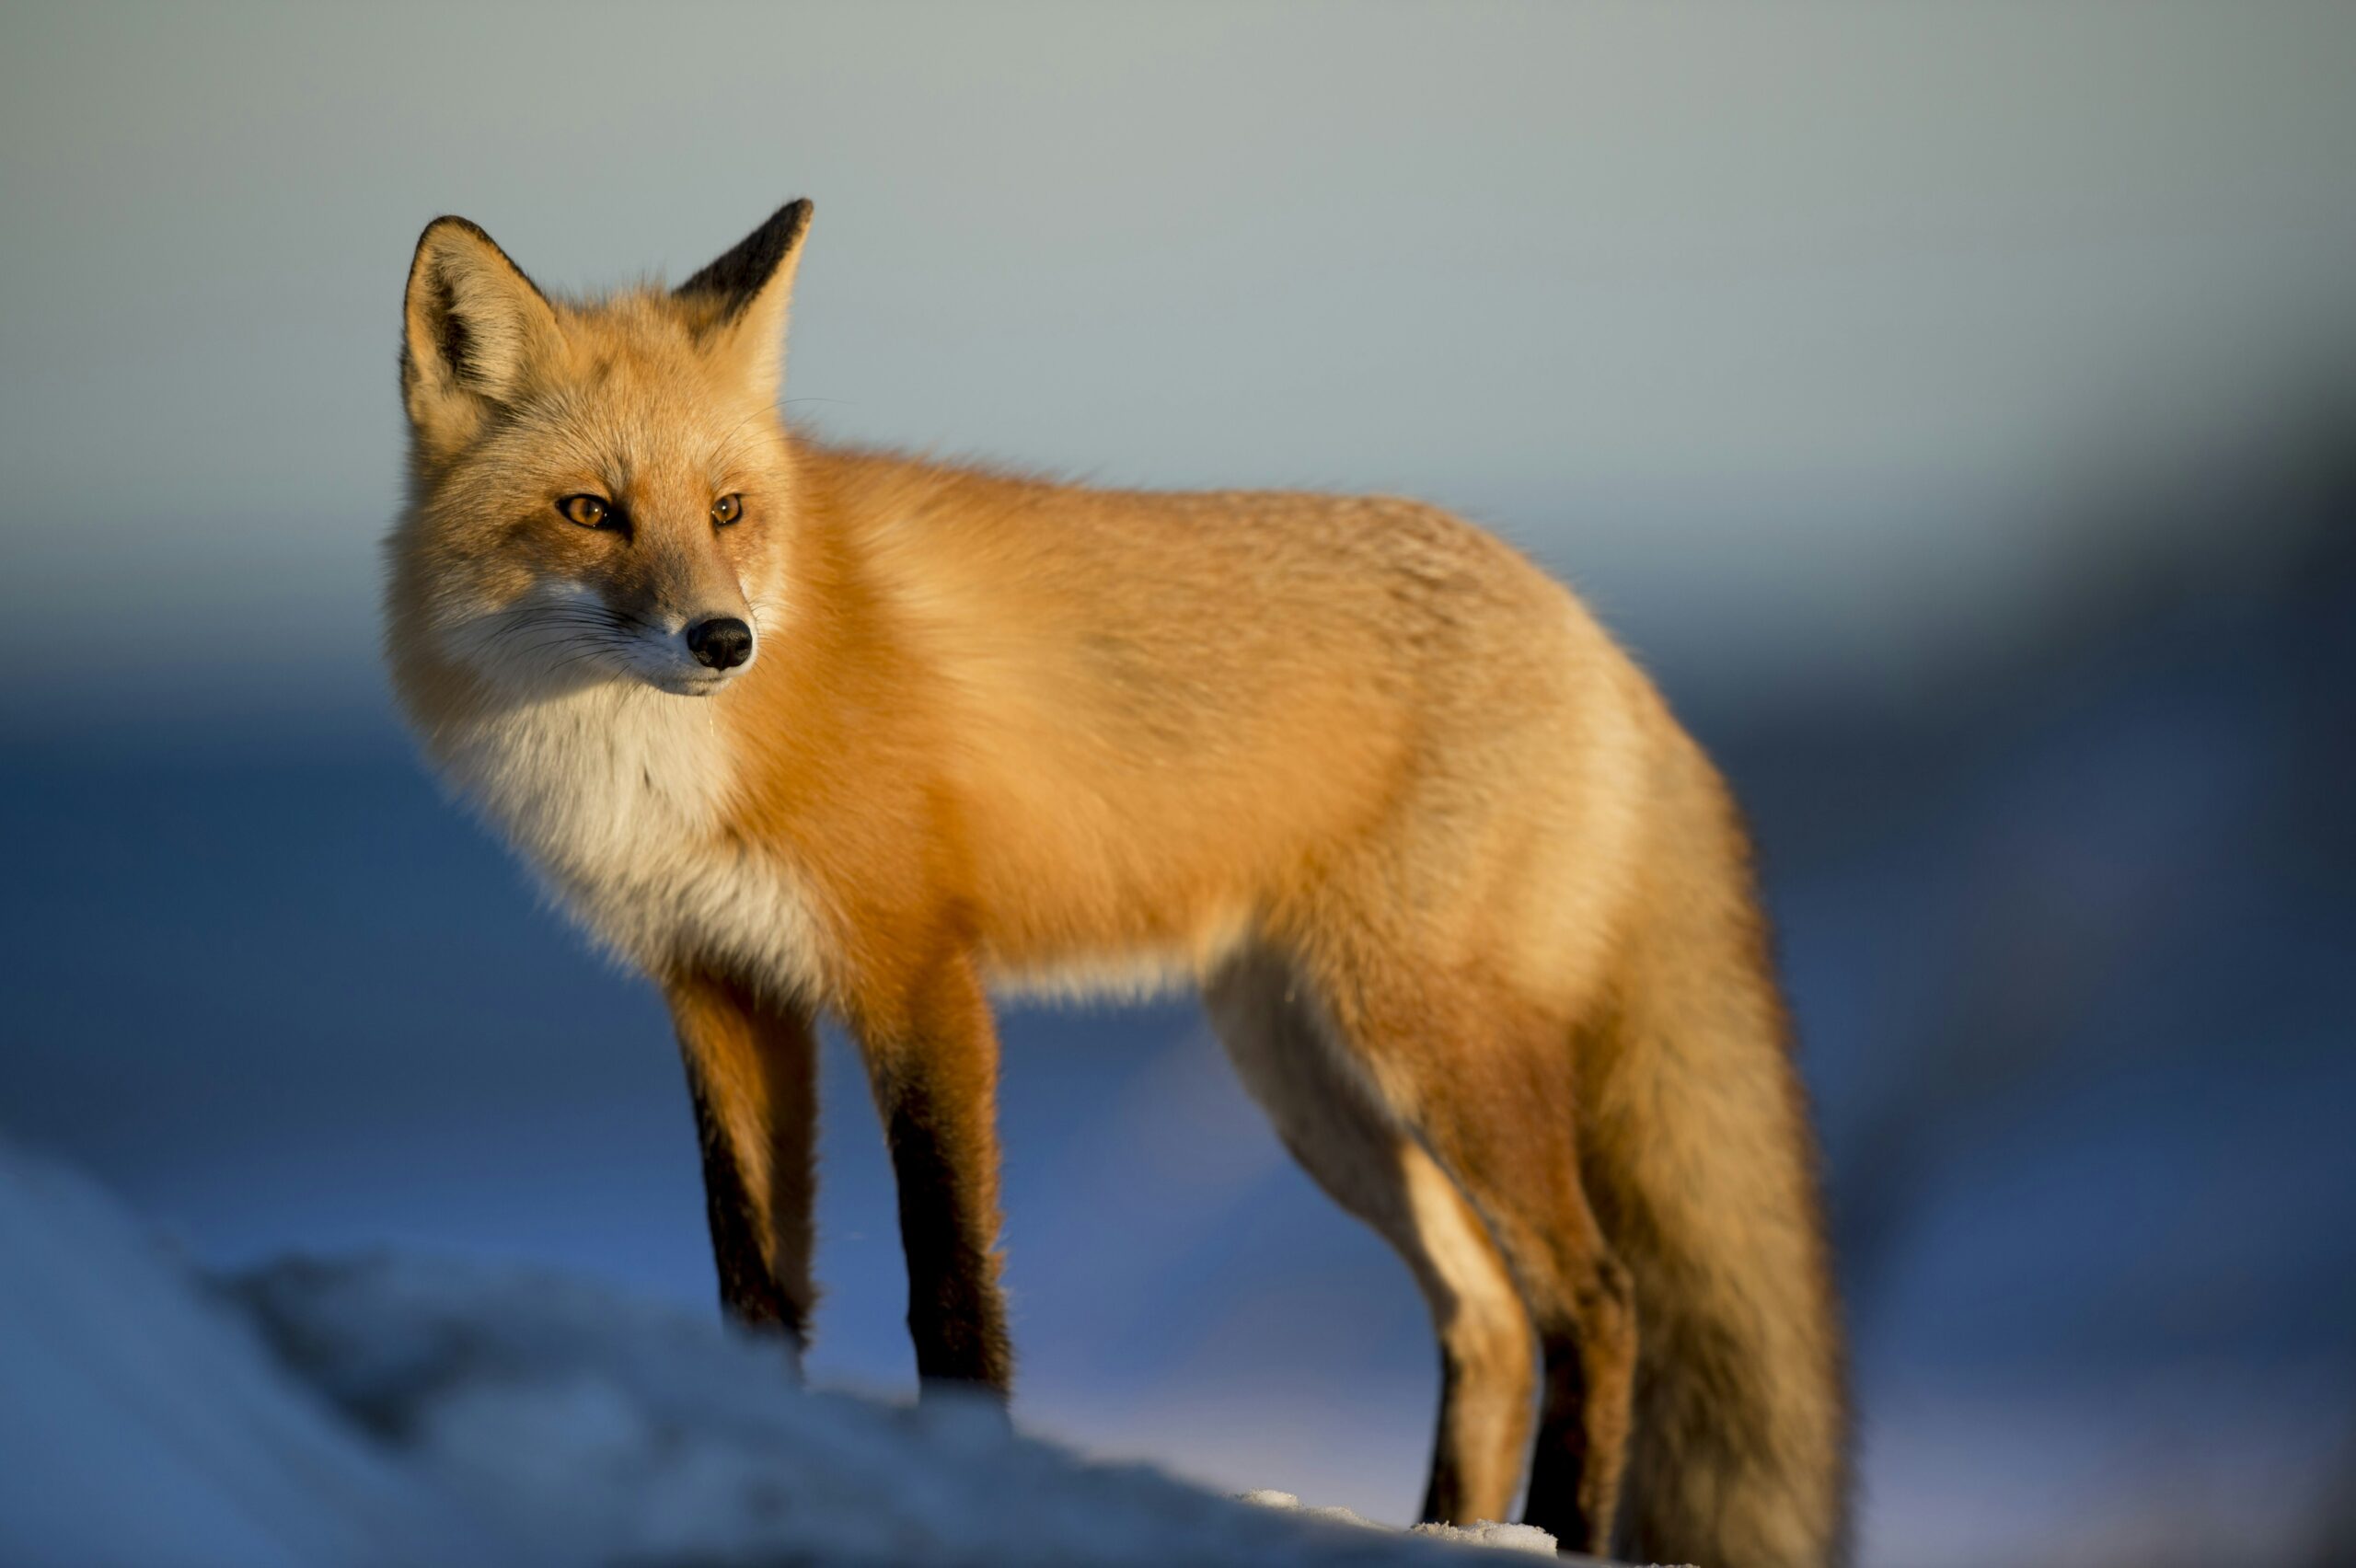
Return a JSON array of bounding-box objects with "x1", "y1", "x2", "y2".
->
[
  {"x1": 0, "y1": 1136, "x2": 1607, "y2": 1566},
  {"x1": 1239, "y1": 1488, "x2": 1588, "y2": 1560},
  {"x1": 0, "y1": 1142, "x2": 495, "y2": 1566}
]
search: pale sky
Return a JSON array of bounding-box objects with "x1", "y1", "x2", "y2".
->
[{"x1": 5, "y1": 2, "x2": 2353, "y2": 722}]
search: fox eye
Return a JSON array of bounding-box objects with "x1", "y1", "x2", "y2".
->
[
  {"x1": 557, "y1": 494, "x2": 612, "y2": 529},
  {"x1": 711, "y1": 493, "x2": 744, "y2": 527}
]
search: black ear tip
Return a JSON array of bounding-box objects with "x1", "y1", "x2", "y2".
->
[
  {"x1": 745, "y1": 199, "x2": 814, "y2": 255},
  {"x1": 771, "y1": 198, "x2": 814, "y2": 242},
  {"x1": 676, "y1": 198, "x2": 815, "y2": 309}
]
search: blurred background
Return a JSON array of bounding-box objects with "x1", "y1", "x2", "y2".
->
[{"x1": 5, "y1": 5, "x2": 2353, "y2": 1563}]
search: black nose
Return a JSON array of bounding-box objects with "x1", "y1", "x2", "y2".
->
[{"x1": 685, "y1": 617, "x2": 754, "y2": 671}]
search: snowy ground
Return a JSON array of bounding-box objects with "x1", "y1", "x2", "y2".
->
[{"x1": 0, "y1": 1138, "x2": 1585, "y2": 1567}]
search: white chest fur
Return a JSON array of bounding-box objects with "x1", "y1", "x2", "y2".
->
[{"x1": 430, "y1": 685, "x2": 828, "y2": 997}]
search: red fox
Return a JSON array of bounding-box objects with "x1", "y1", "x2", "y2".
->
[{"x1": 385, "y1": 201, "x2": 1850, "y2": 1566}]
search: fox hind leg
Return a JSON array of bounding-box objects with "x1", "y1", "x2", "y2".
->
[
  {"x1": 1302, "y1": 951, "x2": 1639, "y2": 1557},
  {"x1": 1205, "y1": 945, "x2": 1536, "y2": 1526}
]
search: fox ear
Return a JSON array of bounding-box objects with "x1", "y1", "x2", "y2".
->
[
  {"x1": 401, "y1": 216, "x2": 562, "y2": 455},
  {"x1": 676, "y1": 199, "x2": 813, "y2": 403}
]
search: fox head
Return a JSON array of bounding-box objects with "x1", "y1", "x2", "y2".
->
[{"x1": 387, "y1": 202, "x2": 811, "y2": 700}]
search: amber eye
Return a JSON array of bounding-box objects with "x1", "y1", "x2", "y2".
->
[
  {"x1": 557, "y1": 494, "x2": 612, "y2": 529},
  {"x1": 711, "y1": 493, "x2": 744, "y2": 527}
]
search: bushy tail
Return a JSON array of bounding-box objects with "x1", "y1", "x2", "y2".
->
[{"x1": 1586, "y1": 776, "x2": 1852, "y2": 1567}]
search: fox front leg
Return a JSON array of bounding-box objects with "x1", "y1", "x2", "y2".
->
[
  {"x1": 664, "y1": 970, "x2": 822, "y2": 1348},
  {"x1": 853, "y1": 950, "x2": 1014, "y2": 1394}
]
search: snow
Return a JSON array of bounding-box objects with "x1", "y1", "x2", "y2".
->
[
  {"x1": 0, "y1": 1138, "x2": 1582, "y2": 1566},
  {"x1": 0, "y1": 1140, "x2": 490, "y2": 1566},
  {"x1": 1238, "y1": 1493, "x2": 1561, "y2": 1556}
]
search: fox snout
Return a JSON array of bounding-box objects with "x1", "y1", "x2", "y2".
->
[
  {"x1": 686, "y1": 617, "x2": 755, "y2": 672},
  {"x1": 641, "y1": 600, "x2": 759, "y2": 693}
]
